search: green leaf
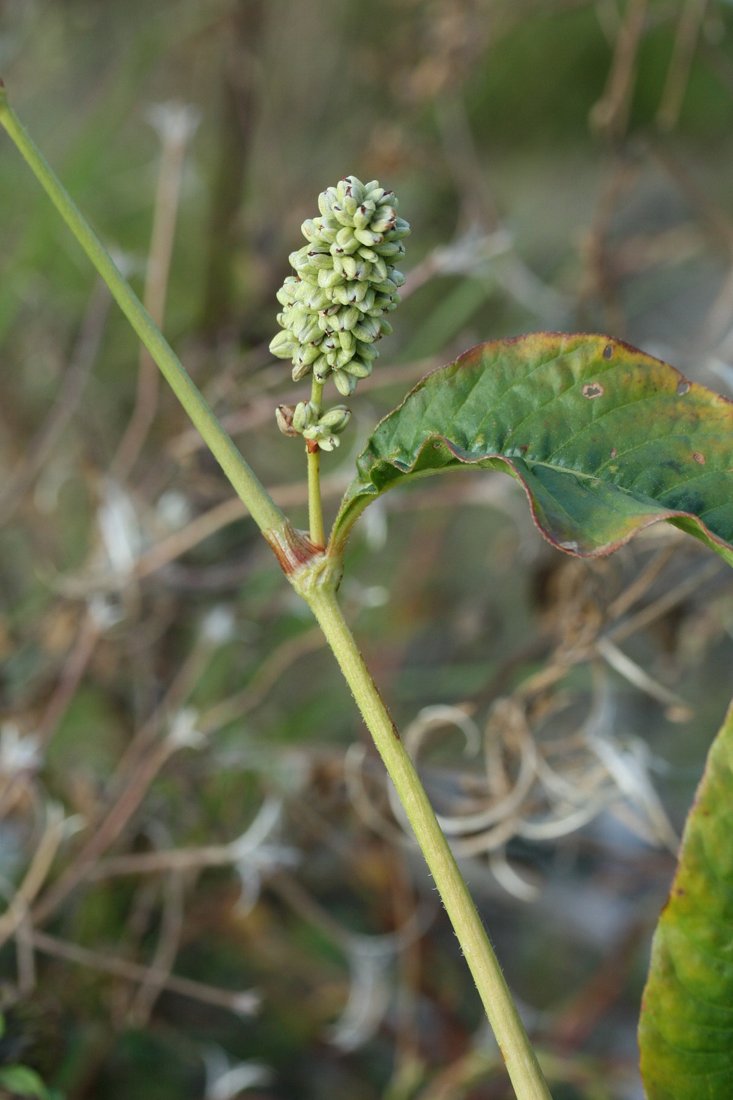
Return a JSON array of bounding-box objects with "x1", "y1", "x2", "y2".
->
[
  {"x1": 331, "y1": 334, "x2": 733, "y2": 564},
  {"x1": 0, "y1": 1065, "x2": 50, "y2": 1099},
  {"x1": 639, "y1": 702, "x2": 733, "y2": 1099}
]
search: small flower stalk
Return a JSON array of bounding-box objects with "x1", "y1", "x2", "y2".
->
[{"x1": 270, "y1": 174, "x2": 410, "y2": 451}]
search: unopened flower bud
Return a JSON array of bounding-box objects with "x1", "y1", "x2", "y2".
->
[
  {"x1": 333, "y1": 370, "x2": 358, "y2": 396},
  {"x1": 292, "y1": 400, "x2": 318, "y2": 433},
  {"x1": 318, "y1": 405, "x2": 351, "y2": 432},
  {"x1": 275, "y1": 404, "x2": 299, "y2": 437},
  {"x1": 270, "y1": 330, "x2": 296, "y2": 359}
]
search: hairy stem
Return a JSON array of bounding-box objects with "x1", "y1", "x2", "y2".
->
[
  {"x1": 306, "y1": 584, "x2": 552, "y2": 1100},
  {"x1": 0, "y1": 87, "x2": 285, "y2": 540}
]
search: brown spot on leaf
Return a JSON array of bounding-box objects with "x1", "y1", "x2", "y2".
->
[
  {"x1": 692, "y1": 451, "x2": 706, "y2": 465},
  {"x1": 582, "y1": 382, "x2": 604, "y2": 399},
  {"x1": 603, "y1": 344, "x2": 613, "y2": 360},
  {"x1": 676, "y1": 379, "x2": 690, "y2": 396},
  {"x1": 610, "y1": 447, "x2": 617, "y2": 458}
]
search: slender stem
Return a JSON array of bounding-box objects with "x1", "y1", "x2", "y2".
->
[
  {"x1": 0, "y1": 90, "x2": 286, "y2": 541},
  {"x1": 1, "y1": 84, "x2": 550, "y2": 1097},
  {"x1": 307, "y1": 584, "x2": 552, "y2": 1100},
  {"x1": 307, "y1": 447, "x2": 324, "y2": 546},
  {"x1": 307, "y1": 378, "x2": 325, "y2": 546}
]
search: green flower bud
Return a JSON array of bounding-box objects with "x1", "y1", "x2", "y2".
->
[
  {"x1": 354, "y1": 228, "x2": 382, "y2": 247},
  {"x1": 276, "y1": 278, "x2": 299, "y2": 307},
  {"x1": 339, "y1": 307, "x2": 360, "y2": 331},
  {"x1": 303, "y1": 286, "x2": 329, "y2": 310},
  {"x1": 331, "y1": 204, "x2": 354, "y2": 229},
  {"x1": 340, "y1": 255, "x2": 357, "y2": 280},
  {"x1": 350, "y1": 209, "x2": 366, "y2": 232},
  {"x1": 293, "y1": 343, "x2": 321, "y2": 369},
  {"x1": 364, "y1": 183, "x2": 385, "y2": 202},
  {"x1": 370, "y1": 211, "x2": 396, "y2": 235},
  {"x1": 298, "y1": 319, "x2": 322, "y2": 344},
  {"x1": 292, "y1": 400, "x2": 318, "y2": 432},
  {"x1": 353, "y1": 318, "x2": 380, "y2": 342},
  {"x1": 306, "y1": 250, "x2": 332, "y2": 271},
  {"x1": 342, "y1": 176, "x2": 365, "y2": 202},
  {"x1": 312, "y1": 431, "x2": 337, "y2": 451},
  {"x1": 318, "y1": 268, "x2": 343, "y2": 289},
  {"x1": 389, "y1": 218, "x2": 411, "y2": 240},
  {"x1": 345, "y1": 358, "x2": 372, "y2": 379},
  {"x1": 375, "y1": 241, "x2": 405, "y2": 259},
  {"x1": 270, "y1": 330, "x2": 296, "y2": 359},
  {"x1": 301, "y1": 218, "x2": 320, "y2": 242},
  {"x1": 334, "y1": 346, "x2": 354, "y2": 368},
  {"x1": 318, "y1": 405, "x2": 351, "y2": 431},
  {"x1": 333, "y1": 370, "x2": 358, "y2": 396}
]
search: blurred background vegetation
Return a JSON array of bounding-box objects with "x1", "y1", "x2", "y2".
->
[{"x1": 1, "y1": 1, "x2": 733, "y2": 1097}]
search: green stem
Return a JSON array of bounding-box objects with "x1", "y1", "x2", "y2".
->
[
  {"x1": 307, "y1": 378, "x2": 325, "y2": 546},
  {"x1": 1, "y1": 83, "x2": 550, "y2": 1098},
  {"x1": 306, "y1": 583, "x2": 552, "y2": 1100},
  {"x1": 0, "y1": 88, "x2": 286, "y2": 541}
]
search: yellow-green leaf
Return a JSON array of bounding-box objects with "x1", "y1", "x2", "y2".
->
[{"x1": 639, "y1": 702, "x2": 733, "y2": 1099}]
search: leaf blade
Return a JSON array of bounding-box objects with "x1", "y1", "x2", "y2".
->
[
  {"x1": 332, "y1": 334, "x2": 733, "y2": 563},
  {"x1": 639, "y1": 702, "x2": 733, "y2": 1099}
]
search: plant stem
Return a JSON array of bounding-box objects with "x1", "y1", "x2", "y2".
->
[
  {"x1": 307, "y1": 446, "x2": 324, "y2": 546},
  {"x1": 1, "y1": 84, "x2": 551, "y2": 1098},
  {"x1": 0, "y1": 89, "x2": 286, "y2": 541},
  {"x1": 307, "y1": 584, "x2": 552, "y2": 1100},
  {"x1": 307, "y1": 379, "x2": 325, "y2": 546}
]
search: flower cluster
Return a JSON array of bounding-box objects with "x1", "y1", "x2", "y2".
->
[
  {"x1": 275, "y1": 401, "x2": 351, "y2": 452},
  {"x1": 270, "y1": 176, "x2": 410, "y2": 403}
]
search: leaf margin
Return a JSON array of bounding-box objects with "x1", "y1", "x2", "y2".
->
[
  {"x1": 330, "y1": 333, "x2": 733, "y2": 566},
  {"x1": 638, "y1": 699, "x2": 733, "y2": 1099}
]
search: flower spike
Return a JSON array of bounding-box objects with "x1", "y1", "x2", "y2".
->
[{"x1": 269, "y1": 175, "x2": 410, "y2": 396}]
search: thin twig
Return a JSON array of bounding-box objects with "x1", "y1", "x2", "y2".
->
[
  {"x1": 128, "y1": 870, "x2": 186, "y2": 1025},
  {"x1": 591, "y1": 0, "x2": 649, "y2": 138},
  {"x1": 112, "y1": 105, "x2": 198, "y2": 480},
  {"x1": 30, "y1": 929, "x2": 259, "y2": 1015},
  {"x1": 200, "y1": 626, "x2": 324, "y2": 734},
  {"x1": 656, "y1": 0, "x2": 709, "y2": 131},
  {"x1": 32, "y1": 737, "x2": 178, "y2": 923},
  {"x1": 0, "y1": 808, "x2": 67, "y2": 949},
  {"x1": 0, "y1": 281, "x2": 110, "y2": 523},
  {"x1": 36, "y1": 609, "x2": 101, "y2": 746},
  {"x1": 606, "y1": 557, "x2": 722, "y2": 644}
]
